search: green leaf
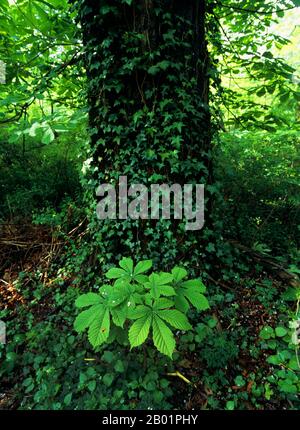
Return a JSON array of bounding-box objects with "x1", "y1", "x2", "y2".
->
[
  {"x1": 75, "y1": 292, "x2": 102, "y2": 308},
  {"x1": 128, "y1": 305, "x2": 151, "y2": 320},
  {"x1": 262, "y1": 51, "x2": 273, "y2": 59},
  {"x1": 278, "y1": 381, "x2": 297, "y2": 394},
  {"x1": 152, "y1": 315, "x2": 175, "y2": 358},
  {"x1": 129, "y1": 314, "x2": 152, "y2": 347},
  {"x1": 154, "y1": 298, "x2": 174, "y2": 309},
  {"x1": 275, "y1": 326, "x2": 288, "y2": 337},
  {"x1": 103, "y1": 373, "x2": 114, "y2": 387},
  {"x1": 119, "y1": 257, "x2": 134, "y2": 274},
  {"x1": 88, "y1": 307, "x2": 110, "y2": 347},
  {"x1": 157, "y1": 309, "x2": 192, "y2": 330},
  {"x1": 87, "y1": 380, "x2": 96, "y2": 392},
  {"x1": 28, "y1": 122, "x2": 40, "y2": 137},
  {"x1": 260, "y1": 326, "x2": 275, "y2": 340},
  {"x1": 288, "y1": 357, "x2": 300, "y2": 371},
  {"x1": 102, "y1": 350, "x2": 115, "y2": 363},
  {"x1": 42, "y1": 126, "x2": 55, "y2": 144},
  {"x1": 171, "y1": 267, "x2": 188, "y2": 283},
  {"x1": 111, "y1": 303, "x2": 128, "y2": 328},
  {"x1": 105, "y1": 267, "x2": 127, "y2": 279},
  {"x1": 64, "y1": 393, "x2": 72, "y2": 406},
  {"x1": 181, "y1": 279, "x2": 206, "y2": 293},
  {"x1": 146, "y1": 273, "x2": 175, "y2": 299},
  {"x1": 109, "y1": 283, "x2": 132, "y2": 307},
  {"x1": 158, "y1": 273, "x2": 174, "y2": 284},
  {"x1": 184, "y1": 290, "x2": 209, "y2": 311},
  {"x1": 74, "y1": 304, "x2": 104, "y2": 333},
  {"x1": 226, "y1": 401, "x2": 235, "y2": 410},
  {"x1": 133, "y1": 259, "x2": 152, "y2": 276},
  {"x1": 148, "y1": 65, "x2": 159, "y2": 75},
  {"x1": 174, "y1": 295, "x2": 189, "y2": 313},
  {"x1": 234, "y1": 375, "x2": 246, "y2": 387},
  {"x1": 114, "y1": 360, "x2": 125, "y2": 372}
]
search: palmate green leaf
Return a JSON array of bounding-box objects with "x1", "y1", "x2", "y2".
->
[
  {"x1": 184, "y1": 290, "x2": 209, "y2": 311},
  {"x1": 128, "y1": 314, "x2": 152, "y2": 347},
  {"x1": 74, "y1": 304, "x2": 104, "y2": 333},
  {"x1": 146, "y1": 273, "x2": 175, "y2": 299},
  {"x1": 111, "y1": 303, "x2": 128, "y2": 328},
  {"x1": 174, "y1": 278, "x2": 208, "y2": 312},
  {"x1": 105, "y1": 259, "x2": 152, "y2": 285},
  {"x1": 109, "y1": 283, "x2": 141, "y2": 316},
  {"x1": 154, "y1": 298, "x2": 174, "y2": 309},
  {"x1": 181, "y1": 279, "x2": 206, "y2": 293},
  {"x1": 171, "y1": 267, "x2": 188, "y2": 283},
  {"x1": 105, "y1": 267, "x2": 128, "y2": 279},
  {"x1": 134, "y1": 274, "x2": 149, "y2": 284},
  {"x1": 174, "y1": 295, "x2": 189, "y2": 313},
  {"x1": 133, "y1": 259, "x2": 152, "y2": 276},
  {"x1": 157, "y1": 309, "x2": 192, "y2": 331},
  {"x1": 152, "y1": 315, "x2": 175, "y2": 358},
  {"x1": 119, "y1": 257, "x2": 134, "y2": 274},
  {"x1": 109, "y1": 283, "x2": 133, "y2": 307},
  {"x1": 88, "y1": 307, "x2": 110, "y2": 347},
  {"x1": 128, "y1": 305, "x2": 150, "y2": 320},
  {"x1": 159, "y1": 272, "x2": 174, "y2": 284},
  {"x1": 75, "y1": 292, "x2": 102, "y2": 308}
]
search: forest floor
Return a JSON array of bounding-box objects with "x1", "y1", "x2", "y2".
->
[{"x1": 0, "y1": 221, "x2": 299, "y2": 410}]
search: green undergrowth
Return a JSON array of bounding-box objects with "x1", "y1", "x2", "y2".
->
[{"x1": 1, "y1": 239, "x2": 299, "y2": 409}]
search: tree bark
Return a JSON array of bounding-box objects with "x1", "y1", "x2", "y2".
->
[{"x1": 76, "y1": 0, "x2": 213, "y2": 269}]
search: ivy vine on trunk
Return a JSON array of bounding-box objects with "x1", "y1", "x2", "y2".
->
[{"x1": 73, "y1": 0, "x2": 218, "y2": 270}]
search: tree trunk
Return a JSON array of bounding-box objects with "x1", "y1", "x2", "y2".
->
[{"x1": 76, "y1": 0, "x2": 213, "y2": 270}]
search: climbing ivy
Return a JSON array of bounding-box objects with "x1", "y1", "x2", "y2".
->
[{"x1": 71, "y1": 0, "x2": 220, "y2": 271}]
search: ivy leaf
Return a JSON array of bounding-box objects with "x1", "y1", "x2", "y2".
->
[
  {"x1": 148, "y1": 60, "x2": 170, "y2": 75},
  {"x1": 152, "y1": 315, "x2": 175, "y2": 358},
  {"x1": 148, "y1": 65, "x2": 159, "y2": 75}
]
